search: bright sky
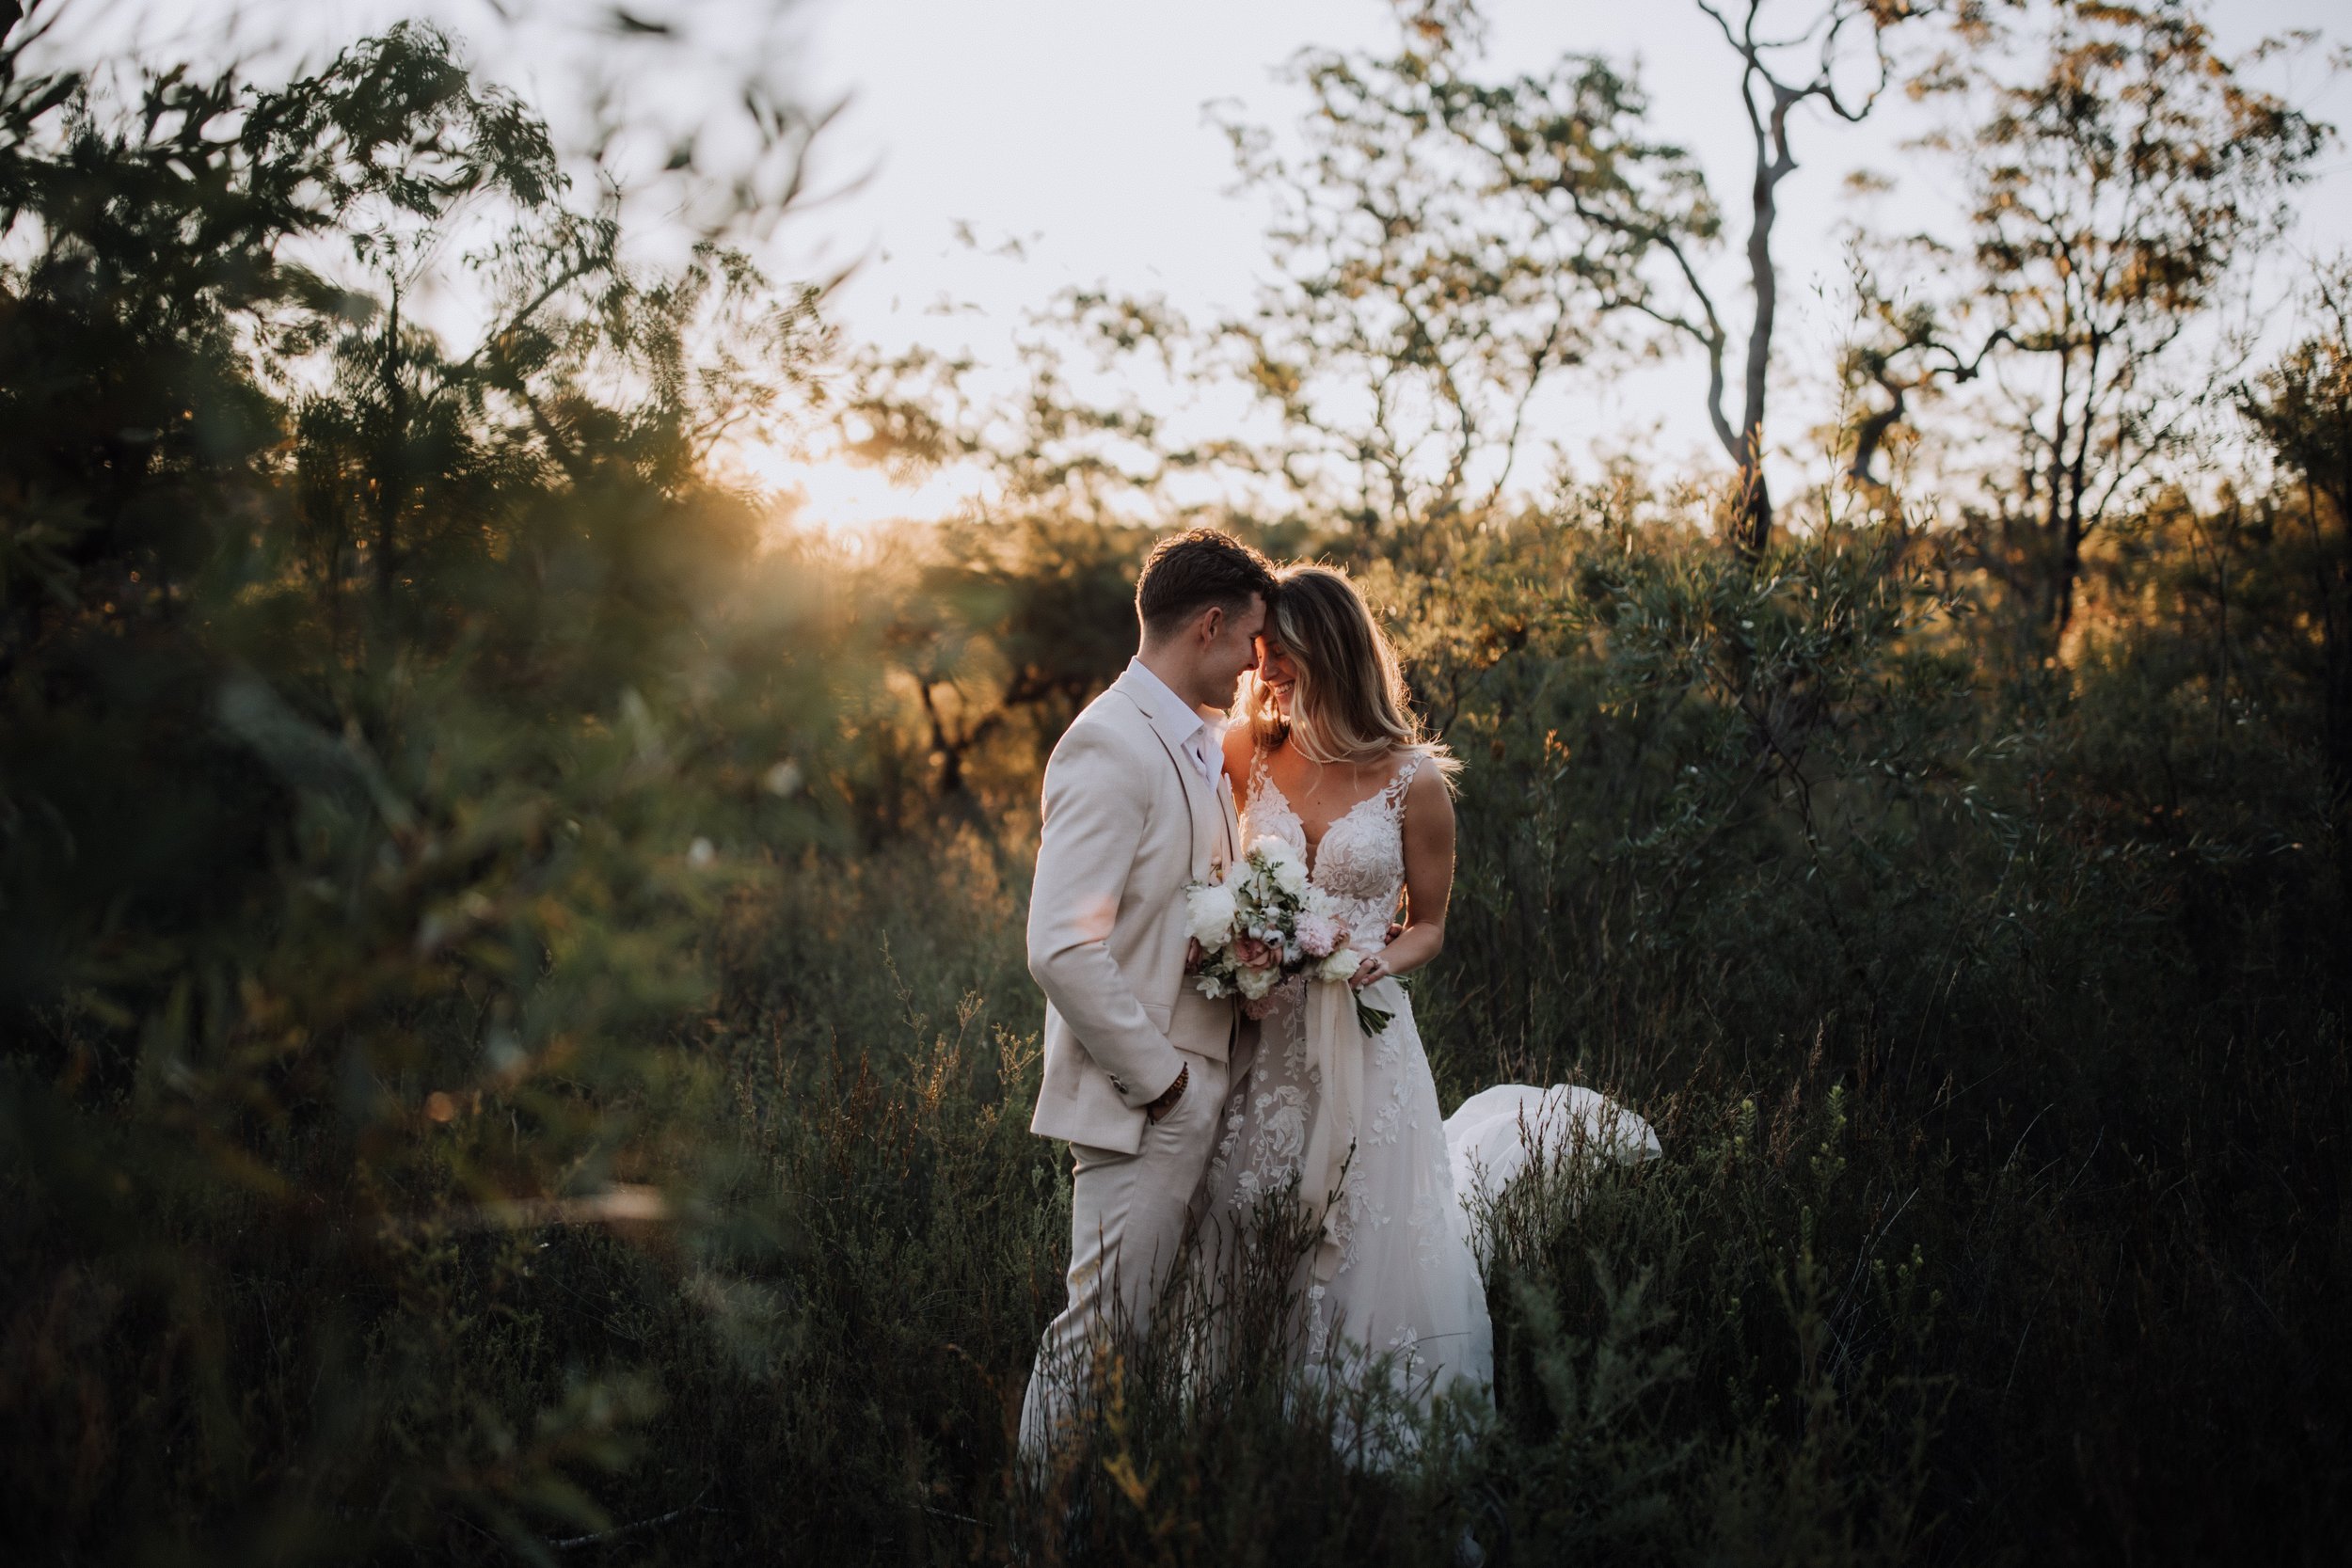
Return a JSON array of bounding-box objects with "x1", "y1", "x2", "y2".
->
[
  {"x1": 35, "y1": 0, "x2": 2352, "y2": 529},
  {"x1": 785, "y1": 0, "x2": 2352, "y2": 526}
]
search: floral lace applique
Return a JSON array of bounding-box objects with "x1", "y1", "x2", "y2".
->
[{"x1": 1194, "y1": 743, "x2": 1490, "y2": 1426}]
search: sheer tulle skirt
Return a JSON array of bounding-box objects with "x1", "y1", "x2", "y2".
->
[
  {"x1": 1197, "y1": 978, "x2": 1494, "y2": 1415},
  {"x1": 1198, "y1": 744, "x2": 1661, "y2": 1442}
]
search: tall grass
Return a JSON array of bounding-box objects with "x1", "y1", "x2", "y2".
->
[
  {"x1": 8, "y1": 518, "x2": 2346, "y2": 1561},
  {"x1": 4, "y1": 19, "x2": 2347, "y2": 1565}
]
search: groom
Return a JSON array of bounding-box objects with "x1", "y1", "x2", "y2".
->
[{"x1": 1018, "y1": 526, "x2": 1276, "y2": 1459}]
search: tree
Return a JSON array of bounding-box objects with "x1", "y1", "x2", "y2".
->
[
  {"x1": 1427, "y1": 0, "x2": 1925, "y2": 553},
  {"x1": 836, "y1": 2, "x2": 1919, "y2": 563},
  {"x1": 2242, "y1": 261, "x2": 2352, "y2": 832},
  {"x1": 846, "y1": 26, "x2": 1635, "y2": 549},
  {"x1": 1193, "y1": 18, "x2": 1633, "y2": 538},
  {"x1": 1877, "y1": 0, "x2": 2326, "y2": 648},
  {"x1": 0, "y1": 22, "x2": 847, "y2": 1555}
]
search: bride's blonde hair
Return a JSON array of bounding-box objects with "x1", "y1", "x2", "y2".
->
[{"x1": 1241, "y1": 564, "x2": 1457, "y2": 780}]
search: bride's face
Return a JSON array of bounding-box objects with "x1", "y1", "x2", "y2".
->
[{"x1": 1256, "y1": 636, "x2": 1299, "y2": 718}]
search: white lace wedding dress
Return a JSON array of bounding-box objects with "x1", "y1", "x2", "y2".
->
[{"x1": 1197, "y1": 747, "x2": 1661, "y2": 1423}]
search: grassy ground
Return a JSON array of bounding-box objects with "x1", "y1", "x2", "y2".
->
[
  {"x1": 6, "y1": 18, "x2": 2347, "y2": 1560},
  {"x1": 10, "y1": 629, "x2": 2349, "y2": 1566},
  {"x1": 473, "y1": 799, "x2": 2345, "y2": 1567}
]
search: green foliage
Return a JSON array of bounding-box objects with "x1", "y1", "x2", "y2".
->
[
  {"x1": 0, "y1": 23, "x2": 852, "y2": 1560},
  {"x1": 2238, "y1": 259, "x2": 2352, "y2": 839},
  {"x1": 3, "y1": 9, "x2": 2348, "y2": 1568},
  {"x1": 1869, "y1": 0, "x2": 2329, "y2": 648}
]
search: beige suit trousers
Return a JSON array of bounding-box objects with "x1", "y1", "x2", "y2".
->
[{"x1": 1018, "y1": 1047, "x2": 1230, "y2": 1462}]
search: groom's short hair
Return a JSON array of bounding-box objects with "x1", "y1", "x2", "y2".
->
[{"x1": 1136, "y1": 527, "x2": 1277, "y2": 638}]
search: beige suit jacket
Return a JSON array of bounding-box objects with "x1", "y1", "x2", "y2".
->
[{"x1": 1026, "y1": 665, "x2": 1242, "y2": 1154}]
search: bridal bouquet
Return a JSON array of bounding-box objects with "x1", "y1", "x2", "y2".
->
[{"x1": 1184, "y1": 836, "x2": 1392, "y2": 1036}]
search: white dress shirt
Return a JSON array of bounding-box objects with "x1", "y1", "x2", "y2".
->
[{"x1": 1124, "y1": 657, "x2": 1219, "y2": 783}]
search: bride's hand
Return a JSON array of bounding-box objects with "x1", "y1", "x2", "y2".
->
[{"x1": 1352, "y1": 922, "x2": 1405, "y2": 989}]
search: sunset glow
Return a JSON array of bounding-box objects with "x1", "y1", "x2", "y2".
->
[
  {"x1": 14, "y1": 3, "x2": 2349, "y2": 1554},
  {"x1": 724, "y1": 440, "x2": 993, "y2": 535}
]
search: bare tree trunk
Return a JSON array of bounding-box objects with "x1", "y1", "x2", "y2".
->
[
  {"x1": 2053, "y1": 494, "x2": 2084, "y2": 646},
  {"x1": 916, "y1": 680, "x2": 967, "y2": 798},
  {"x1": 2051, "y1": 336, "x2": 2106, "y2": 646},
  {"x1": 2306, "y1": 473, "x2": 2352, "y2": 883},
  {"x1": 1731, "y1": 86, "x2": 1789, "y2": 557},
  {"x1": 377, "y1": 284, "x2": 403, "y2": 604},
  {"x1": 2037, "y1": 345, "x2": 2074, "y2": 645}
]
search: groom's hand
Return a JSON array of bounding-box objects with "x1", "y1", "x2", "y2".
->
[{"x1": 1144, "y1": 1063, "x2": 1189, "y2": 1123}]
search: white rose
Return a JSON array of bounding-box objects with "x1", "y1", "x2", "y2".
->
[
  {"x1": 1250, "y1": 834, "x2": 1304, "y2": 874},
  {"x1": 1237, "y1": 963, "x2": 1281, "y2": 1001},
  {"x1": 1250, "y1": 836, "x2": 1310, "y2": 897},
  {"x1": 1186, "y1": 881, "x2": 1239, "y2": 948},
  {"x1": 1316, "y1": 946, "x2": 1361, "y2": 983}
]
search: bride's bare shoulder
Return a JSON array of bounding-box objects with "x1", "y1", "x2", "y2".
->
[
  {"x1": 1219, "y1": 719, "x2": 1257, "y2": 782},
  {"x1": 1397, "y1": 747, "x2": 1460, "y2": 804}
]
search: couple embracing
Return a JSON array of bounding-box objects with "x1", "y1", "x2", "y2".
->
[{"x1": 1020, "y1": 528, "x2": 1640, "y2": 1461}]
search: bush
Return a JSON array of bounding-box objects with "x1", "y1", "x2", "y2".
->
[{"x1": 4, "y1": 18, "x2": 2346, "y2": 1568}]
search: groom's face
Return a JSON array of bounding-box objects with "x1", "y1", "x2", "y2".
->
[{"x1": 1200, "y1": 594, "x2": 1269, "y2": 708}]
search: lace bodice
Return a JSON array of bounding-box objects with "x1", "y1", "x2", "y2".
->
[
  {"x1": 1204, "y1": 742, "x2": 1491, "y2": 1425},
  {"x1": 1242, "y1": 747, "x2": 1421, "y2": 951}
]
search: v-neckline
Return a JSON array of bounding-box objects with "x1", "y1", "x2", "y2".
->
[{"x1": 1254, "y1": 756, "x2": 1401, "y2": 874}]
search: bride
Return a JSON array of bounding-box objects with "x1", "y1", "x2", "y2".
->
[{"x1": 1197, "y1": 563, "x2": 1658, "y2": 1421}]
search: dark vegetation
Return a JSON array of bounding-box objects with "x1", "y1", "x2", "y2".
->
[{"x1": 2, "y1": 2, "x2": 2345, "y2": 1563}]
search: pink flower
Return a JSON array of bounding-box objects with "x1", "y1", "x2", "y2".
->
[
  {"x1": 1295, "y1": 912, "x2": 1342, "y2": 959},
  {"x1": 1233, "y1": 934, "x2": 1276, "y2": 970},
  {"x1": 1242, "y1": 993, "x2": 1279, "y2": 1020}
]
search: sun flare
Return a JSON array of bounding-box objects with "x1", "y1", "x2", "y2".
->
[{"x1": 723, "y1": 439, "x2": 990, "y2": 536}]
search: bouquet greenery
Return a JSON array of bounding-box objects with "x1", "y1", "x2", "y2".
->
[{"x1": 1183, "y1": 836, "x2": 1392, "y2": 1035}]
